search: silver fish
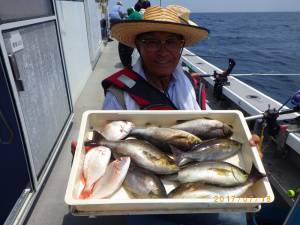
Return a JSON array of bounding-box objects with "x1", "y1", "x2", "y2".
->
[
  {"x1": 90, "y1": 156, "x2": 130, "y2": 199},
  {"x1": 168, "y1": 166, "x2": 265, "y2": 199},
  {"x1": 163, "y1": 161, "x2": 248, "y2": 186},
  {"x1": 101, "y1": 121, "x2": 135, "y2": 141},
  {"x1": 130, "y1": 126, "x2": 201, "y2": 151},
  {"x1": 82, "y1": 146, "x2": 111, "y2": 197},
  {"x1": 86, "y1": 131, "x2": 179, "y2": 174},
  {"x1": 171, "y1": 118, "x2": 233, "y2": 140},
  {"x1": 172, "y1": 139, "x2": 242, "y2": 166},
  {"x1": 123, "y1": 166, "x2": 167, "y2": 198}
]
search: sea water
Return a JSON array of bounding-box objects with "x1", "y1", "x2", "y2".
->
[{"x1": 189, "y1": 12, "x2": 300, "y2": 108}]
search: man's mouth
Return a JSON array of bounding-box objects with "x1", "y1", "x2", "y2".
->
[{"x1": 155, "y1": 60, "x2": 171, "y2": 65}]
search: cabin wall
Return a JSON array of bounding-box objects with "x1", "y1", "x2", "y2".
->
[
  {"x1": 55, "y1": 1, "x2": 92, "y2": 104},
  {"x1": 84, "y1": 0, "x2": 103, "y2": 68},
  {"x1": 0, "y1": 0, "x2": 74, "y2": 223},
  {"x1": 56, "y1": 0, "x2": 105, "y2": 105}
]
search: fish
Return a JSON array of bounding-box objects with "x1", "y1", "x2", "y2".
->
[
  {"x1": 100, "y1": 120, "x2": 135, "y2": 141},
  {"x1": 171, "y1": 118, "x2": 233, "y2": 140},
  {"x1": 81, "y1": 146, "x2": 111, "y2": 198},
  {"x1": 129, "y1": 126, "x2": 201, "y2": 151},
  {"x1": 163, "y1": 161, "x2": 248, "y2": 186},
  {"x1": 90, "y1": 156, "x2": 130, "y2": 199},
  {"x1": 168, "y1": 166, "x2": 266, "y2": 199},
  {"x1": 85, "y1": 131, "x2": 179, "y2": 174},
  {"x1": 123, "y1": 166, "x2": 167, "y2": 198},
  {"x1": 172, "y1": 138, "x2": 242, "y2": 166}
]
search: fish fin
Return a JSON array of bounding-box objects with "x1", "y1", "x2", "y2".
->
[
  {"x1": 80, "y1": 190, "x2": 92, "y2": 199},
  {"x1": 170, "y1": 145, "x2": 185, "y2": 166},
  {"x1": 79, "y1": 175, "x2": 91, "y2": 199},
  {"x1": 249, "y1": 164, "x2": 266, "y2": 183},
  {"x1": 160, "y1": 173, "x2": 178, "y2": 182},
  {"x1": 145, "y1": 122, "x2": 154, "y2": 127},
  {"x1": 175, "y1": 120, "x2": 188, "y2": 124}
]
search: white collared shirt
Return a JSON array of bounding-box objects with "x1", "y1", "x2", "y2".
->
[{"x1": 102, "y1": 58, "x2": 200, "y2": 110}]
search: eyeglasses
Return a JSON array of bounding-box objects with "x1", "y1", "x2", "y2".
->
[{"x1": 138, "y1": 38, "x2": 185, "y2": 52}]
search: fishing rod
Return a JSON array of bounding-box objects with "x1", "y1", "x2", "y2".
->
[{"x1": 246, "y1": 91, "x2": 300, "y2": 122}]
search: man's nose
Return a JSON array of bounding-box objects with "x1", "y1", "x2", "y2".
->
[{"x1": 157, "y1": 40, "x2": 170, "y2": 53}]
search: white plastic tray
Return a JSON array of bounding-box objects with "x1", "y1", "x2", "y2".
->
[{"x1": 65, "y1": 110, "x2": 274, "y2": 215}]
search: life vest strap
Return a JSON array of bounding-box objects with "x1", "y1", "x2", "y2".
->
[{"x1": 102, "y1": 68, "x2": 177, "y2": 110}]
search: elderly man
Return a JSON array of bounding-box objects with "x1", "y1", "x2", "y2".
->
[
  {"x1": 101, "y1": 6, "x2": 258, "y2": 225},
  {"x1": 103, "y1": 6, "x2": 207, "y2": 110}
]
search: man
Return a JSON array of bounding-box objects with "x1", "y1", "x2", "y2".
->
[
  {"x1": 109, "y1": 1, "x2": 125, "y2": 25},
  {"x1": 101, "y1": 6, "x2": 260, "y2": 224},
  {"x1": 103, "y1": 6, "x2": 207, "y2": 110}
]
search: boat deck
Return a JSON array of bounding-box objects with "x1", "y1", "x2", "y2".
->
[{"x1": 24, "y1": 40, "x2": 127, "y2": 225}]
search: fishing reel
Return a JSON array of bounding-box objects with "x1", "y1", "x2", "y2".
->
[
  {"x1": 291, "y1": 90, "x2": 300, "y2": 108},
  {"x1": 213, "y1": 58, "x2": 236, "y2": 99},
  {"x1": 253, "y1": 90, "x2": 300, "y2": 156},
  {"x1": 259, "y1": 90, "x2": 300, "y2": 136}
]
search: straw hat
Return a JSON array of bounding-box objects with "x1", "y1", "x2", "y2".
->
[
  {"x1": 166, "y1": 5, "x2": 198, "y2": 26},
  {"x1": 111, "y1": 6, "x2": 209, "y2": 48}
]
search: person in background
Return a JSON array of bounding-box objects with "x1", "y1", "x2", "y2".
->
[
  {"x1": 109, "y1": 1, "x2": 125, "y2": 26},
  {"x1": 127, "y1": 7, "x2": 143, "y2": 20},
  {"x1": 118, "y1": 8, "x2": 142, "y2": 68},
  {"x1": 100, "y1": 18, "x2": 108, "y2": 41},
  {"x1": 139, "y1": 0, "x2": 151, "y2": 17},
  {"x1": 134, "y1": 0, "x2": 143, "y2": 12}
]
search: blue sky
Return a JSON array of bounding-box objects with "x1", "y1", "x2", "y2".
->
[{"x1": 109, "y1": 0, "x2": 300, "y2": 12}]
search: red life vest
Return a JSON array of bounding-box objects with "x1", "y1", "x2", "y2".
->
[{"x1": 102, "y1": 68, "x2": 178, "y2": 110}]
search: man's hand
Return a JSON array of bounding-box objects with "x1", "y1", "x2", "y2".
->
[{"x1": 249, "y1": 134, "x2": 263, "y2": 159}]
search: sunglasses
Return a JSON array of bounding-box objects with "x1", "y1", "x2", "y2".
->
[{"x1": 138, "y1": 37, "x2": 185, "y2": 52}]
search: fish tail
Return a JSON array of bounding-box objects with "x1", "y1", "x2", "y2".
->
[
  {"x1": 79, "y1": 175, "x2": 91, "y2": 199},
  {"x1": 84, "y1": 130, "x2": 105, "y2": 147},
  {"x1": 248, "y1": 164, "x2": 266, "y2": 183},
  {"x1": 223, "y1": 124, "x2": 233, "y2": 137},
  {"x1": 170, "y1": 145, "x2": 185, "y2": 166},
  {"x1": 79, "y1": 189, "x2": 92, "y2": 199},
  {"x1": 80, "y1": 189, "x2": 92, "y2": 199}
]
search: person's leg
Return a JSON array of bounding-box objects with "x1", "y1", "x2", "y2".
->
[{"x1": 118, "y1": 42, "x2": 134, "y2": 67}]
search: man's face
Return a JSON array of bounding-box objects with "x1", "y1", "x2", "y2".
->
[{"x1": 136, "y1": 32, "x2": 184, "y2": 78}]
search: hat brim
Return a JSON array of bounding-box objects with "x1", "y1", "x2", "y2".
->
[{"x1": 111, "y1": 20, "x2": 209, "y2": 48}]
